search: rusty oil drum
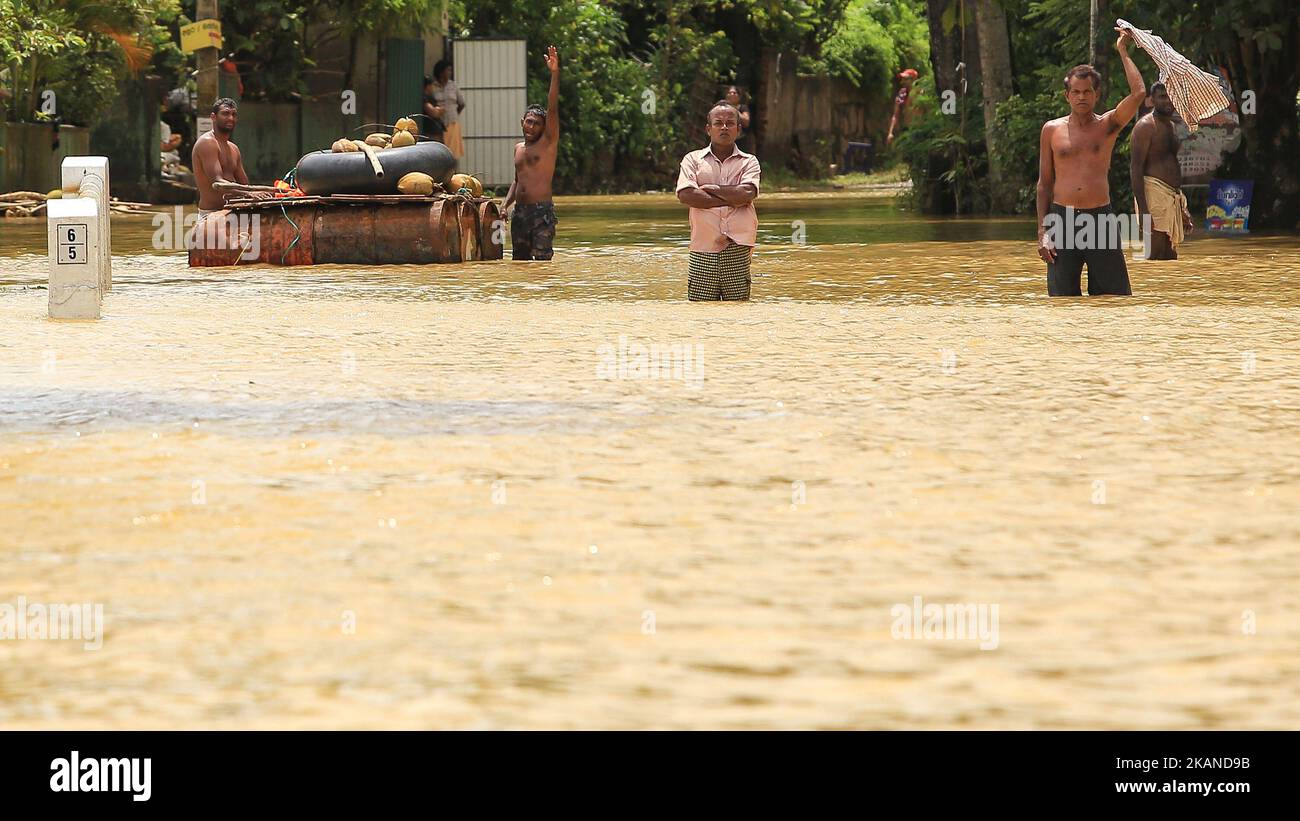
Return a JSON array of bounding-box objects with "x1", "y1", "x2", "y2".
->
[
  {"x1": 256, "y1": 204, "x2": 316, "y2": 265},
  {"x1": 455, "y1": 198, "x2": 480, "y2": 262},
  {"x1": 189, "y1": 197, "x2": 489, "y2": 266},
  {"x1": 477, "y1": 200, "x2": 503, "y2": 260},
  {"x1": 187, "y1": 204, "x2": 317, "y2": 266},
  {"x1": 312, "y1": 200, "x2": 462, "y2": 264}
]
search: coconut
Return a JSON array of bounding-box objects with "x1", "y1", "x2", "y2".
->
[
  {"x1": 450, "y1": 173, "x2": 483, "y2": 197},
  {"x1": 364, "y1": 132, "x2": 391, "y2": 147},
  {"x1": 390, "y1": 129, "x2": 416, "y2": 148},
  {"x1": 330, "y1": 138, "x2": 358, "y2": 153},
  {"x1": 397, "y1": 172, "x2": 436, "y2": 195},
  {"x1": 394, "y1": 117, "x2": 419, "y2": 136}
]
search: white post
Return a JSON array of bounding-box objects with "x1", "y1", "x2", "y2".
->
[
  {"x1": 47, "y1": 156, "x2": 112, "y2": 319},
  {"x1": 61, "y1": 156, "x2": 112, "y2": 292}
]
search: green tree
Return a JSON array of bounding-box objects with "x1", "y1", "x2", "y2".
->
[
  {"x1": 179, "y1": 0, "x2": 443, "y2": 101},
  {"x1": 1, "y1": 0, "x2": 180, "y2": 125},
  {"x1": 911, "y1": 0, "x2": 1298, "y2": 226}
]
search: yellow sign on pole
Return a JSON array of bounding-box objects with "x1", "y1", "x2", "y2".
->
[{"x1": 180, "y1": 20, "x2": 223, "y2": 54}]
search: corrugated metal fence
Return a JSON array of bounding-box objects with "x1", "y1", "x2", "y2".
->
[{"x1": 453, "y1": 39, "x2": 527, "y2": 187}]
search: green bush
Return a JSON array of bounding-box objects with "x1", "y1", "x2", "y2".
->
[
  {"x1": 813, "y1": 0, "x2": 929, "y2": 90},
  {"x1": 1, "y1": 0, "x2": 181, "y2": 126}
]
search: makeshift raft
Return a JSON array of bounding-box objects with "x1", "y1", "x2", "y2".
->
[{"x1": 187, "y1": 193, "x2": 503, "y2": 266}]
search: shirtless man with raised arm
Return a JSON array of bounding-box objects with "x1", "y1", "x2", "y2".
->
[
  {"x1": 1036, "y1": 29, "x2": 1146, "y2": 296},
  {"x1": 1130, "y1": 82, "x2": 1194, "y2": 260},
  {"x1": 503, "y1": 45, "x2": 560, "y2": 261}
]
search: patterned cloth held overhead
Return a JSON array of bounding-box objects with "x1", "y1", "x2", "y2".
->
[{"x1": 1116, "y1": 18, "x2": 1229, "y2": 132}]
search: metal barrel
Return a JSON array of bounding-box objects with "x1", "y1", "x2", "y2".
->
[
  {"x1": 187, "y1": 206, "x2": 316, "y2": 266},
  {"x1": 477, "y1": 200, "x2": 503, "y2": 260},
  {"x1": 457, "y1": 199, "x2": 481, "y2": 262},
  {"x1": 313, "y1": 201, "x2": 464, "y2": 264}
]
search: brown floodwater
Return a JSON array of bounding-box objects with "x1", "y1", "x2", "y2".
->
[{"x1": 1, "y1": 192, "x2": 1297, "y2": 728}]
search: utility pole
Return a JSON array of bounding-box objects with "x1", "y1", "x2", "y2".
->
[
  {"x1": 196, "y1": 0, "x2": 219, "y2": 134},
  {"x1": 1089, "y1": 0, "x2": 1098, "y2": 64}
]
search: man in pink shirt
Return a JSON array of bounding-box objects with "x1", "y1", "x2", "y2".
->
[{"x1": 675, "y1": 102, "x2": 761, "y2": 300}]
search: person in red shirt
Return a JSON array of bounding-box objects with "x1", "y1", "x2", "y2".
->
[
  {"x1": 886, "y1": 68, "x2": 918, "y2": 146},
  {"x1": 218, "y1": 54, "x2": 244, "y2": 97}
]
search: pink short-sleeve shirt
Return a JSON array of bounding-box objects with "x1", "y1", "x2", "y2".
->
[{"x1": 675, "y1": 145, "x2": 761, "y2": 252}]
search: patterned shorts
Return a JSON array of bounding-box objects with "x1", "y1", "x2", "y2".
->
[
  {"x1": 688, "y1": 242, "x2": 753, "y2": 301},
  {"x1": 511, "y1": 201, "x2": 556, "y2": 261}
]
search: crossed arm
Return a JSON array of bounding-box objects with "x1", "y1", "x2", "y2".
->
[{"x1": 677, "y1": 183, "x2": 757, "y2": 209}]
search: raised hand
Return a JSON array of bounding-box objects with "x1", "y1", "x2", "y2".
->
[
  {"x1": 1115, "y1": 27, "x2": 1133, "y2": 51},
  {"x1": 544, "y1": 45, "x2": 559, "y2": 73}
]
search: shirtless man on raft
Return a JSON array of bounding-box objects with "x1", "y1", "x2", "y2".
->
[
  {"x1": 1130, "y1": 82, "x2": 1194, "y2": 260},
  {"x1": 1036, "y1": 29, "x2": 1146, "y2": 296},
  {"x1": 503, "y1": 45, "x2": 560, "y2": 261},
  {"x1": 192, "y1": 98, "x2": 269, "y2": 216}
]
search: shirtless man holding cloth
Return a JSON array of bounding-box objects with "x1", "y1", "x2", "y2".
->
[{"x1": 1036, "y1": 29, "x2": 1146, "y2": 296}]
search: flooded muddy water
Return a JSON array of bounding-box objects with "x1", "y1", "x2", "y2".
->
[{"x1": 2, "y1": 193, "x2": 1297, "y2": 728}]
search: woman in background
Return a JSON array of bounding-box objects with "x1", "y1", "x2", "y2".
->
[
  {"x1": 724, "y1": 85, "x2": 753, "y2": 153},
  {"x1": 430, "y1": 59, "x2": 467, "y2": 159}
]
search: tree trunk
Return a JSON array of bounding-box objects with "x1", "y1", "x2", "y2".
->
[
  {"x1": 926, "y1": 0, "x2": 958, "y2": 94},
  {"x1": 975, "y1": 0, "x2": 1016, "y2": 212},
  {"x1": 1091, "y1": 0, "x2": 1109, "y2": 103},
  {"x1": 923, "y1": 0, "x2": 984, "y2": 214},
  {"x1": 927, "y1": 0, "x2": 980, "y2": 95}
]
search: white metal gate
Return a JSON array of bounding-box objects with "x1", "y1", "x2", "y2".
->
[{"x1": 452, "y1": 38, "x2": 527, "y2": 188}]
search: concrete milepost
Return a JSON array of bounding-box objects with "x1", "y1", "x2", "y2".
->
[{"x1": 47, "y1": 157, "x2": 112, "y2": 319}]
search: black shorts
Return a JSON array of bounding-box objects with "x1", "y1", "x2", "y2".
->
[
  {"x1": 1045, "y1": 202, "x2": 1132, "y2": 296},
  {"x1": 510, "y1": 201, "x2": 556, "y2": 261}
]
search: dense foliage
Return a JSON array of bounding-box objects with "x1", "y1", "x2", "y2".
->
[
  {"x1": 0, "y1": 0, "x2": 182, "y2": 125},
  {"x1": 454, "y1": 0, "x2": 928, "y2": 192},
  {"x1": 899, "y1": 0, "x2": 1299, "y2": 225}
]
